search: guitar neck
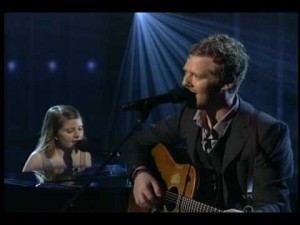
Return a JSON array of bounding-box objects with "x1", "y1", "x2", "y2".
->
[{"x1": 165, "y1": 191, "x2": 223, "y2": 213}]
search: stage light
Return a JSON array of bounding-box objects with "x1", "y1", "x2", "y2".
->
[
  {"x1": 87, "y1": 60, "x2": 96, "y2": 72},
  {"x1": 48, "y1": 60, "x2": 58, "y2": 72},
  {"x1": 7, "y1": 60, "x2": 16, "y2": 72},
  {"x1": 135, "y1": 12, "x2": 146, "y2": 17}
]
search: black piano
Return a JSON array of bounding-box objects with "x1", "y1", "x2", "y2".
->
[{"x1": 4, "y1": 164, "x2": 132, "y2": 212}]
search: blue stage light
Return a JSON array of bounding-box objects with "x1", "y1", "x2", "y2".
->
[
  {"x1": 87, "y1": 60, "x2": 96, "y2": 72},
  {"x1": 7, "y1": 61, "x2": 16, "y2": 72},
  {"x1": 48, "y1": 60, "x2": 58, "y2": 72}
]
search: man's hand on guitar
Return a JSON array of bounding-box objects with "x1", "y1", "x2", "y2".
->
[{"x1": 133, "y1": 171, "x2": 163, "y2": 210}]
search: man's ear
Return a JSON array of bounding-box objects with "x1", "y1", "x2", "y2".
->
[
  {"x1": 219, "y1": 75, "x2": 236, "y2": 92},
  {"x1": 221, "y1": 82, "x2": 235, "y2": 91}
]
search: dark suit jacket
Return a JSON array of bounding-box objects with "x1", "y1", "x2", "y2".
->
[{"x1": 125, "y1": 97, "x2": 294, "y2": 212}]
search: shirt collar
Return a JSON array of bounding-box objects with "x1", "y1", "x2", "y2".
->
[{"x1": 193, "y1": 95, "x2": 240, "y2": 137}]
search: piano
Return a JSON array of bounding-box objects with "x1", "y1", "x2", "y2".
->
[{"x1": 4, "y1": 163, "x2": 132, "y2": 212}]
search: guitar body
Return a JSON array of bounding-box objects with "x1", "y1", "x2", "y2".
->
[{"x1": 128, "y1": 143, "x2": 199, "y2": 212}]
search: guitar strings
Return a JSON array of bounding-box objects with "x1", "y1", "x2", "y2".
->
[{"x1": 164, "y1": 191, "x2": 222, "y2": 212}]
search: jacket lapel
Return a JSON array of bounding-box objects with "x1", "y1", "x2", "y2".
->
[
  {"x1": 222, "y1": 98, "x2": 254, "y2": 172},
  {"x1": 189, "y1": 122, "x2": 202, "y2": 165}
]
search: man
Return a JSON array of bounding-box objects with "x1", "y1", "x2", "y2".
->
[{"x1": 124, "y1": 34, "x2": 294, "y2": 212}]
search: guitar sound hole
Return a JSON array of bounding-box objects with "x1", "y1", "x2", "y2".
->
[{"x1": 165, "y1": 186, "x2": 178, "y2": 212}]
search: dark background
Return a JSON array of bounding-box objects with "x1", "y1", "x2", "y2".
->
[{"x1": 4, "y1": 13, "x2": 298, "y2": 210}]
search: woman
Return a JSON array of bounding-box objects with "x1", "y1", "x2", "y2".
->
[{"x1": 22, "y1": 105, "x2": 92, "y2": 180}]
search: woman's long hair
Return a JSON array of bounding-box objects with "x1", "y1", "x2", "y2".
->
[{"x1": 35, "y1": 105, "x2": 83, "y2": 158}]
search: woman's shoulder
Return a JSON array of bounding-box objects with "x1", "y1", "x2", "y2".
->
[
  {"x1": 30, "y1": 150, "x2": 46, "y2": 161},
  {"x1": 22, "y1": 151, "x2": 44, "y2": 172}
]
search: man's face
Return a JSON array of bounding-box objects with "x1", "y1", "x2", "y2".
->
[{"x1": 182, "y1": 55, "x2": 221, "y2": 109}]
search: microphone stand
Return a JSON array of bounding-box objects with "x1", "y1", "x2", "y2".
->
[{"x1": 61, "y1": 105, "x2": 152, "y2": 212}]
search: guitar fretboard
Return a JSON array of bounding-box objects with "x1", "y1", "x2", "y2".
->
[{"x1": 165, "y1": 191, "x2": 223, "y2": 213}]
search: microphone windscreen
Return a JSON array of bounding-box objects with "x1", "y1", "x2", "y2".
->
[
  {"x1": 170, "y1": 87, "x2": 195, "y2": 103},
  {"x1": 75, "y1": 139, "x2": 90, "y2": 152}
]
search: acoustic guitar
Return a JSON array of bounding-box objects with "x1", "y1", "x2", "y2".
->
[{"x1": 128, "y1": 143, "x2": 223, "y2": 212}]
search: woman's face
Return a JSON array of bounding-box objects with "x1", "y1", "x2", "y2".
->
[{"x1": 56, "y1": 118, "x2": 84, "y2": 148}]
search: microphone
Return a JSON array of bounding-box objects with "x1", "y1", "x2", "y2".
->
[
  {"x1": 74, "y1": 139, "x2": 90, "y2": 152},
  {"x1": 122, "y1": 87, "x2": 195, "y2": 111}
]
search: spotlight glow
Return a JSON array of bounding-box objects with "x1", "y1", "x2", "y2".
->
[
  {"x1": 48, "y1": 60, "x2": 57, "y2": 72},
  {"x1": 7, "y1": 61, "x2": 16, "y2": 72},
  {"x1": 87, "y1": 60, "x2": 96, "y2": 72}
]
